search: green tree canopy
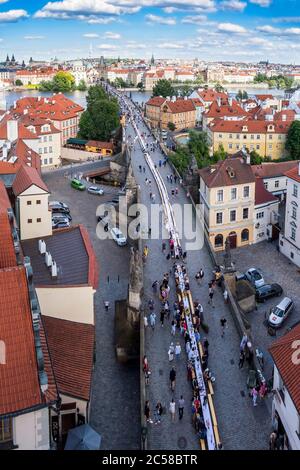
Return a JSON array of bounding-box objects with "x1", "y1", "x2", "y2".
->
[
  {"x1": 78, "y1": 85, "x2": 120, "y2": 141},
  {"x1": 236, "y1": 90, "x2": 248, "y2": 101},
  {"x1": 188, "y1": 130, "x2": 210, "y2": 168},
  {"x1": 286, "y1": 121, "x2": 300, "y2": 160},
  {"x1": 39, "y1": 71, "x2": 76, "y2": 92},
  {"x1": 250, "y1": 150, "x2": 263, "y2": 165},
  {"x1": 77, "y1": 79, "x2": 87, "y2": 91},
  {"x1": 152, "y1": 79, "x2": 176, "y2": 98},
  {"x1": 15, "y1": 79, "x2": 23, "y2": 86},
  {"x1": 167, "y1": 122, "x2": 176, "y2": 131},
  {"x1": 169, "y1": 146, "x2": 191, "y2": 175},
  {"x1": 213, "y1": 144, "x2": 227, "y2": 162},
  {"x1": 215, "y1": 82, "x2": 225, "y2": 93},
  {"x1": 180, "y1": 84, "x2": 192, "y2": 97}
]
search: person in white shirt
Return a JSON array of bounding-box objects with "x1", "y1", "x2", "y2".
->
[
  {"x1": 144, "y1": 315, "x2": 148, "y2": 328},
  {"x1": 168, "y1": 343, "x2": 175, "y2": 362},
  {"x1": 169, "y1": 398, "x2": 176, "y2": 422},
  {"x1": 175, "y1": 342, "x2": 181, "y2": 360}
]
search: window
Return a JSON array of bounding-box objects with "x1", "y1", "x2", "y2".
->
[
  {"x1": 292, "y1": 207, "x2": 297, "y2": 220},
  {"x1": 49, "y1": 158, "x2": 53, "y2": 164},
  {"x1": 44, "y1": 159, "x2": 48, "y2": 165},
  {"x1": 243, "y1": 135, "x2": 247, "y2": 140},
  {"x1": 44, "y1": 148, "x2": 48, "y2": 154},
  {"x1": 231, "y1": 188, "x2": 237, "y2": 200},
  {"x1": 257, "y1": 212, "x2": 264, "y2": 219},
  {"x1": 291, "y1": 252, "x2": 294, "y2": 260},
  {"x1": 218, "y1": 134, "x2": 223, "y2": 138},
  {"x1": 236, "y1": 134, "x2": 240, "y2": 139},
  {"x1": 37, "y1": 218, "x2": 41, "y2": 223},
  {"x1": 217, "y1": 190, "x2": 223, "y2": 202},
  {"x1": 229, "y1": 134, "x2": 232, "y2": 139},
  {"x1": 49, "y1": 147, "x2": 53, "y2": 153},
  {"x1": 243, "y1": 186, "x2": 250, "y2": 198},
  {"x1": 36, "y1": 200, "x2": 41, "y2": 205},
  {"x1": 27, "y1": 219, "x2": 32, "y2": 224},
  {"x1": 43, "y1": 136, "x2": 47, "y2": 142},
  {"x1": 241, "y1": 228, "x2": 249, "y2": 242},
  {"x1": 243, "y1": 208, "x2": 249, "y2": 219},
  {"x1": 257, "y1": 135, "x2": 260, "y2": 140},
  {"x1": 39, "y1": 148, "x2": 43, "y2": 154},
  {"x1": 293, "y1": 184, "x2": 298, "y2": 198},
  {"x1": 27, "y1": 201, "x2": 32, "y2": 206},
  {"x1": 229, "y1": 143, "x2": 233, "y2": 149},
  {"x1": 236, "y1": 144, "x2": 240, "y2": 150},
  {"x1": 291, "y1": 227, "x2": 296, "y2": 241},
  {"x1": 0, "y1": 418, "x2": 13, "y2": 444},
  {"x1": 269, "y1": 135, "x2": 273, "y2": 140},
  {"x1": 269, "y1": 144, "x2": 273, "y2": 150},
  {"x1": 256, "y1": 145, "x2": 260, "y2": 150},
  {"x1": 264, "y1": 182, "x2": 268, "y2": 190},
  {"x1": 214, "y1": 234, "x2": 223, "y2": 248},
  {"x1": 275, "y1": 180, "x2": 279, "y2": 188},
  {"x1": 49, "y1": 135, "x2": 53, "y2": 142},
  {"x1": 230, "y1": 210, "x2": 236, "y2": 222},
  {"x1": 251, "y1": 135, "x2": 254, "y2": 140},
  {"x1": 216, "y1": 212, "x2": 223, "y2": 224}
]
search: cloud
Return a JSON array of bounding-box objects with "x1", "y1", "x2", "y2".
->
[
  {"x1": 249, "y1": 0, "x2": 272, "y2": 6},
  {"x1": 103, "y1": 31, "x2": 121, "y2": 39},
  {"x1": 146, "y1": 14, "x2": 176, "y2": 25},
  {"x1": 24, "y1": 36, "x2": 45, "y2": 40},
  {"x1": 257, "y1": 25, "x2": 300, "y2": 35},
  {"x1": 220, "y1": 0, "x2": 247, "y2": 12},
  {"x1": 182, "y1": 15, "x2": 207, "y2": 24},
  {"x1": 0, "y1": 9, "x2": 28, "y2": 22},
  {"x1": 83, "y1": 33, "x2": 99, "y2": 37},
  {"x1": 97, "y1": 43, "x2": 119, "y2": 49},
  {"x1": 0, "y1": 0, "x2": 9, "y2": 4},
  {"x1": 217, "y1": 22, "x2": 247, "y2": 33},
  {"x1": 158, "y1": 42, "x2": 184, "y2": 49}
]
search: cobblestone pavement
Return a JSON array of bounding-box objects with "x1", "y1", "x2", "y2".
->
[
  {"x1": 225, "y1": 241, "x2": 300, "y2": 381},
  {"x1": 127, "y1": 118, "x2": 271, "y2": 450},
  {"x1": 43, "y1": 169, "x2": 140, "y2": 450}
]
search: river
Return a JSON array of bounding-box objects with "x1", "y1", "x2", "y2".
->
[{"x1": 0, "y1": 86, "x2": 285, "y2": 111}]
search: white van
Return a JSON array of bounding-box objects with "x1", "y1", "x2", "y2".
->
[{"x1": 268, "y1": 297, "x2": 294, "y2": 329}]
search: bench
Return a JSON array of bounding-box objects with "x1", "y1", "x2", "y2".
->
[{"x1": 208, "y1": 395, "x2": 218, "y2": 427}]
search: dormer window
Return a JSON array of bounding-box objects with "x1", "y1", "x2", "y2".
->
[{"x1": 268, "y1": 125, "x2": 275, "y2": 132}]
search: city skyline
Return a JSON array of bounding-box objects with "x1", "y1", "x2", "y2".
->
[{"x1": 0, "y1": 0, "x2": 300, "y2": 63}]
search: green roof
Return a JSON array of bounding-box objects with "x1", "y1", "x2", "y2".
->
[{"x1": 67, "y1": 138, "x2": 87, "y2": 145}]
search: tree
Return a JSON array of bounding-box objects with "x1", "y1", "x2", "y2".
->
[
  {"x1": 15, "y1": 79, "x2": 23, "y2": 86},
  {"x1": 215, "y1": 82, "x2": 225, "y2": 93},
  {"x1": 180, "y1": 84, "x2": 192, "y2": 97},
  {"x1": 236, "y1": 90, "x2": 248, "y2": 101},
  {"x1": 188, "y1": 130, "x2": 210, "y2": 168},
  {"x1": 153, "y1": 79, "x2": 176, "y2": 98},
  {"x1": 78, "y1": 85, "x2": 120, "y2": 141},
  {"x1": 250, "y1": 150, "x2": 263, "y2": 165},
  {"x1": 114, "y1": 77, "x2": 127, "y2": 88},
  {"x1": 167, "y1": 122, "x2": 176, "y2": 132},
  {"x1": 77, "y1": 79, "x2": 87, "y2": 91},
  {"x1": 137, "y1": 82, "x2": 144, "y2": 91},
  {"x1": 286, "y1": 121, "x2": 300, "y2": 160},
  {"x1": 39, "y1": 71, "x2": 75, "y2": 92},
  {"x1": 169, "y1": 146, "x2": 191, "y2": 175},
  {"x1": 213, "y1": 144, "x2": 227, "y2": 162},
  {"x1": 254, "y1": 73, "x2": 268, "y2": 83}
]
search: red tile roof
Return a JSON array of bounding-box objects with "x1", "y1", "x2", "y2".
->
[
  {"x1": 0, "y1": 161, "x2": 21, "y2": 175},
  {"x1": 86, "y1": 140, "x2": 114, "y2": 150},
  {"x1": 198, "y1": 89, "x2": 227, "y2": 102},
  {"x1": 252, "y1": 161, "x2": 299, "y2": 179},
  {"x1": 0, "y1": 139, "x2": 41, "y2": 173},
  {"x1": 199, "y1": 157, "x2": 255, "y2": 188},
  {"x1": 79, "y1": 224, "x2": 99, "y2": 290},
  {"x1": 166, "y1": 99, "x2": 196, "y2": 113},
  {"x1": 0, "y1": 181, "x2": 16, "y2": 269},
  {"x1": 255, "y1": 178, "x2": 278, "y2": 205},
  {"x1": 285, "y1": 165, "x2": 300, "y2": 184},
  {"x1": 0, "y1": 266, "x2": 43, "y2": 416},
  {"x1": 255, "y1": 94, "x2": 274, "y2": 101},
  {"x1": 209, "y1": 118, "x2": 290, "y2": 134},
  {"x1": 204, "y1": 98, "x2": 246, "y2": 119},
  {"x1": 269, "y1": 324, "x2": 300, "y2": 413},
  {"x1": 43, "y1": 316, "x2": 95, "y2": 401},
  {"x1": 0, "y1": 118, "x2": 39, "y2": 141},
  {"x1": 39, "y1": 319, "x2": 59, "y2": 404},
  {"x1": 12, "y1": 165, "x2": 48, "y2": 196},
  {"x1": 146, "y1": 97, "x2": 166, "y2": 107}
]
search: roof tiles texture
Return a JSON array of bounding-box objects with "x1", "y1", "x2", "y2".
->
[
  {"x1": 285, "y1": 166, "x2": 300, "y2": 184},
  {"x1": 199, "y1": 157, "x2": 255, "y2": 188},
  {"x1": 255, "y1": 178, "x2": 278, "y2": 206},
  {"x1": 0, "y1": 181, "x2": 16, "y2": 269},
  {"x1": 252, "y1": 161, "x2": 299, "y2": 179},
  {"x1": 12, "y1": 165, "x2": 48, "y2": 196}
]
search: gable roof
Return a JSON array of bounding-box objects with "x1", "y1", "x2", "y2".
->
[
  {"x1": 198, "y1": 89, "x2": 227, "y2": 103},
  {"x1": 43, "y1": 316, "x2": 95, "y2": 401},
  {"x1": 285, "y1": 165, "x2": 300, "y2": 184},
  {"x1": 12, "y1": 165, "x2": 48, "y2": 196},
  {"x1": 269, "y1": 324, "x2": 300, "y2": 413},
  {"x1": 166, "y1": 99, "x2": 196, "y2": 113},
  {"x1": 199, "y1": 157, "x2": 255, "y2": 188},
  {"x1": 209, "y1": 118, "x2": 290, "y2": 134},
  {"x1": 0, "y1": 266, "x2": 43, "y2": 416},
  {"x1": 204, "y1": 98, "x2": 247, "y2": 119},
  {"x1": 255, "y1": 177, "x2": 278, "y2": 206},
  {"x1": 0, "y1": 118, "x2": 39, "y2": 141},
  {"x1": 146, "y1": 96, "x2": 166, "y2": 107},
  {"x1": 0, "y1": 181, "x2": 16, "y2": 269},
  {"x1": 0, "y1": 139, "x2": 41, "y2": 173},
  {"x1": 252, "y1": 161, "x2": 299, "y2": 179}
]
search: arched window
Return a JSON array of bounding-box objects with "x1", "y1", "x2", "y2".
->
[
  {"x1": 241, "y1": 229, "x2": 249, "y2": 242},
  {"x1": 215, "y1": 234, "x2": 223, "y2": 248}
]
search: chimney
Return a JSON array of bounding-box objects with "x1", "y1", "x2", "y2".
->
[
  {"x1": 2, "y1": 144, "x2": 8, "y2": 161},
  {"x1": 23, "y1": 109, "x2": 28, "y2": 115},
  {"x1": 7, "y1": 120, "x2": 18, "y2": 142},
  {"x1": 228, "y1": 97, "x2": 233, "y2": 106},
  {"x1": 51, "y1": 261, "x2": 58, "y2": 279},
  {"x1": 282, "y1": 114, "x2": 287, "y2": 121},
  {"x1": 217, "y1": 97, "x2": 221, "y2": 107},
  {"x1": 13, "y1": 101, "x2": 17, "y2": 109}
]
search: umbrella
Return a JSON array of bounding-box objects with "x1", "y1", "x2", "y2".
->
[{"x1": 65, "y1": 424, "x2": 101, "y2": 450}]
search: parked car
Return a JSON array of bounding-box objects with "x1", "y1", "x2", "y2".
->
[
  {"x1": 52, "y1": 215, "x2": 71, "y2": 225},
  {"x1": 110, "y1": 227, "x2": 127, "y2": 246},
  {"x1": 256, "y1": 284, "x2": 283, "y2": 303},
  {"x1": 245, "y1": 268, "x2": 265, "y2": 288},
  {"x1": 49, "y1": 201, "x2": 70, "y2": 214},
  {"x1": 71, "y1": 178, "x2": 86, "y2": 191},
  {"x1": 268, "y1": 297, "x2": 294, "y2": 329},
  {"x1": 88, "y1": 186, "x2": 104, "y2": 196},
  {"x1": 52, "y1": 220, "x2": 70, "y2": 230}
]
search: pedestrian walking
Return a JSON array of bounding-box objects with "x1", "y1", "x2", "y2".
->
[
  {"x1": 144, "y1": 400, "x2": 153, "y2": 423},
  {"x1": 240, "y1": 333, "x2": 248, "y2": 352},
  {"x1": 150, "y1": 312, "x2": 156, "y2": 330},
  {"x1": 162, "y1": 241, "x2": 166, "y2": 253},
  {"x1": 148, "y1": 299, "x2": 154, "y2": 311},
  {"x1": 168, "y1": 343, "x2": 175, "y2": 362},
  {"x1": 220, "y1": 317, "x2": 227, "y2": 337},
  {"x1": 143, "y1": 167, "x2": 146, "y2": 173},
  {"x1": 195, "y1": 272, "x2": 201, "y2": 283},
  {"x1": 160, "y1": 309, "x2": 165, "y2": 327},
  {"x1": 199, "y1": 268, "x2": 204, "y2": 281},
  {"x1": 174, "y1": 175, "x2": 178, "y2": 184},
  {"x1": 144, "y1": 315, "x2": 148, "y2": 328},
  {"x1": 143, "y1": 355, "x2": 149, "y2": 373},
  {"x1": 269, "y1": 431, "x2": 277, "y2": 451},
  {"x1": 238, "y1": 351, "x2": 245, "y2": 369},
  {"x1": 223, "y1": 289, "x2": 228, "y2": 304},
  {"x1": 169, "y1": 367, "x2": 176, "y2": 391},
  {"x1": 175, "y1": 342, "x2": 181, "y2": 360},
  {"x1": 149, "y1": 192, "x2": 152, "y2": 200},
  {"x1": 139, "y1": 165, "x2": 142, "y2": 172},
  {"x1": 104, "y1": 300, "x2": 110, "y2": 312},
  {"x1": 178, "y1": 396, "x2": 185, "y2": 420},
  {"x1": 152, "y1": 280, "x2": 158, "y2": 293},
  {"x1": 208, "y1": 287, "x2": 215, "y2": 307},
  {"x1": 169, "y1": 398, "x2": 176, "y2": 423},
  {"x1": 170, "y1": 175, "x2": 173, "y2": 184},
  {"x1": 144, "y1": 369, "x2": 150, "y2": 386},
  {"x1": 251, "y1": 387, "x2": 258, "y2": 407},
  {"x1": 203, "y1": 338, "x2": 209, "y2": 354},
  {"x1": 175, "y1": 187, "x2": 178, "y2": 196},
  {"x1": 154, "y1": 402, "x2": 163, "y2": 425},
  {"x1": 171, "y1": 320, "x2": 176, "y2": 336}
]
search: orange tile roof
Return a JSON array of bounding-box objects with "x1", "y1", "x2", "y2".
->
[
  {"x1": 204, "y1": 99, "x2": 246, "y2": 119},
  {"x1": 0, "y1": 266, "x2": 43, "y2": 416},
  {"x1": 255, "y1": 94, "x2": 274, "y2": 101},
  {"x1": 0, "y1": 118, "x2": 39, "y2": 140},
  {"x1": 198, "y1": 89, "x2": 227, "y2": 102},
  {"x1": 252, "y1": 161, "x2": 299, "y2": 179},
  {"x1": 166, "y1": 99, "x2": 196, "y2": 113},
  {"x1": 0, "y1": 161, "x2": 21, "y2": 175},
  {"x1": 285, "y1": 165, "x2": 300, "y2": 184},
  {"x1": 209, "y1": 118, "x2": 290, "y2": 134},
  {"x1": 86, "y1": 140, "x2": 114, "y2": 150},
  {"x1": 0, "y1": 181, "x2": 16, "y2": 269},
  {"x1": 269, "y1": 324, "x2": 300, "y2": 413},
  {"x1": 0, "y1": 139, "x2": 41, "y2": 173},
  {"x1": 146, "y1": 97, "x2": 166, "y2": 107},
  {"x1": 43, "y1": 316, "x2": 95, "y2": 401},
  {"x1": 12, "y1": 165, "x2": 48, "y2": 196}
]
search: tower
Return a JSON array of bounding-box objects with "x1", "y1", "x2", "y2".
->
[{"x1": 151, "y1": 54, "x2": 155, "y2": 66}]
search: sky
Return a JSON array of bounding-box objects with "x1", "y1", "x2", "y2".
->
[{"x1": 0, "y1": 0, "x2": 300, "y2": 64}]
